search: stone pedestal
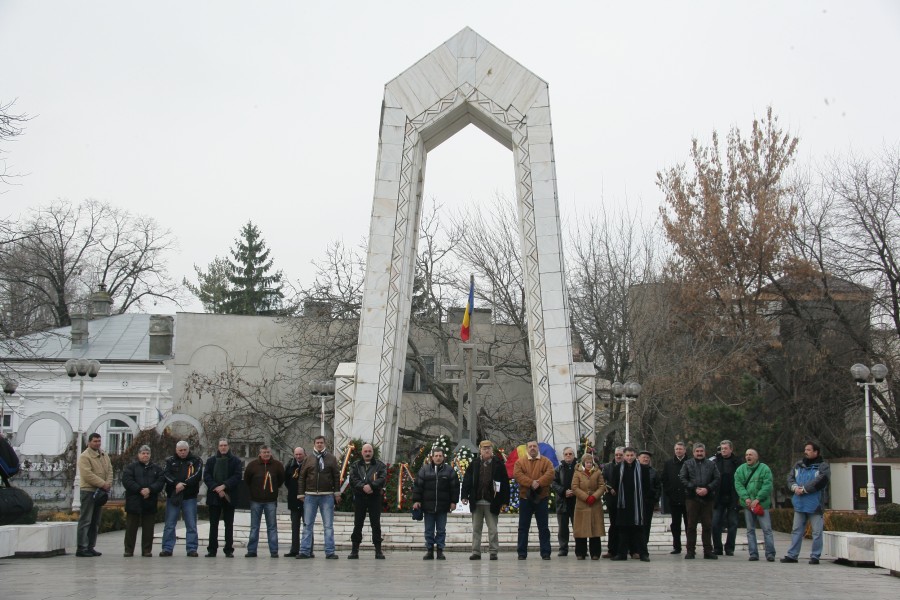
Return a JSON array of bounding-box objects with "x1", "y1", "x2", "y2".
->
[
  {"x1": 0, "y1": 522, "x2": 76, "y2": 557},
  {"x1": 874, "y1": 537, "x2": 900, "y2": 575}
]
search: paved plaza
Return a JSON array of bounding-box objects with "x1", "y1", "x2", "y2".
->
[{"x1": 0, "y1": 525, "x2": 896, "y2": 600}]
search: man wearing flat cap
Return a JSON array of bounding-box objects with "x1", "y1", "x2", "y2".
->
[
  {"x1": 638, "y1": 450, "x2": 661, "y2": 558},
  {"x1": 461, "y1": 440, "x2": 509, "y2": 560}
]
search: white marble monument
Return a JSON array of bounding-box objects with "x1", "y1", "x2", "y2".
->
[{"x1": 336, "y1": 27, "x2": 592, "y2": 461}]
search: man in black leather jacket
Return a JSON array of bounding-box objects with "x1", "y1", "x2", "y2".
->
[
  {"x1": 660, "y1": 441, "x2": 689, "y2": 554},
  {"x1": 678, "y1": 442, "x2": 721, "y2": 559},
  {"x1": 551, "y1": 447, "x2": 577, "y2": 557},
  {"x1": 348, "y1": 443, "x2": 387, "y2": 559}
]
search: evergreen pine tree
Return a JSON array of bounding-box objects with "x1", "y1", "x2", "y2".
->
[
  {"x1": 222, "y1": 221, "x2": 284, "y2": 315},
  {"x1": 183, "y1": 256, "x2": 232, "y2": 313}
]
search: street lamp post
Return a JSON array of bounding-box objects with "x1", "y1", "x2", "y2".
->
[
  {"x1": 611, "y1": 380, "x2": 642, "y2": 447},
  {"x1": 309, "y1": 380, "x2": 336, "y2": 438},
  {"x1": 65, "y1": 358, "x2": 101, "y2": 511},
  {"x1": 2, "y1": 377, "x2": 17, "y2": 437},
  {"x1": 850, "y1": 362, "x2": 888, "y2": 516}
]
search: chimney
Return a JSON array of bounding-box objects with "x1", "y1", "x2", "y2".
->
[
  {"x1": 71, "y1": 313, "x2": 88, "y2": 348},
  {"x1": 149, "y1": 315, "x2": 174, "y2": 359},
  {"x1": 90, "y1": 283, "x2": 113, "y2": 318}
]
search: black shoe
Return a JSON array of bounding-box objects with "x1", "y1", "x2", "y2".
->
[
  {"x1": 436, "y1": 548, "x2": 445, "y2": 560},
  {"x1": 489, "y1": 554, "x2": 497, "y2": 560},
  {"x1": 725, "y1": 550, "x2": 734, "y2": 556},
  {"x1": 348, "y1": 551, "x2": 359, "y2": 559},
  {"x1": 470, "y1": 553, "x2": 481, "y2": 560},
  {"x1": 703, "y1": 553, "x2": 718, "y2": 560},
  {"x1": 88, "y1": 549, "x2": 102, "y2": 556},
  {"x1": 224, "y1": 552, "x2": 234, "y2": 558},
  {"x1": 640, "y1": 555, "x2": 650, "y2": 562},
  {"x1": 325, "y1": 554, "x2": 339, "y2": 559},
  {"x1": 518, "y1": 555, "x2": 526, "y2": 560},
  {"x1": 159, "y1": 550, "x2": 172, "y2": 557},
  {"x1": 270, "y1": 553, "x2": 279, "y2": 558},
  {"x1": 577, "y1": 555, "x2": 586, "y2": 560},
  {"x1": 558, "y1": 550, "x2": 568, "y2": 557},
  {"x1": 780, "y1": 556, "x2": 798, "y2": 563},
  {"x1": 766, "y1": 556, "x2": 775, "y2": 562},
  {"x1": 284, "y1": 552, "x2": 298, "y2": 557},
  {"x1": 714, "y1": 549, "x2": 723, "y2": 555},
  {"x1": 296, "y1": 553, "x2": 311, "y2": 559},
  {"x1": 310, "y1": 552, "x2": 316, "y2": 558},
  {"x1": 684, "y1": 553, "x2": 696, "y2": 559},
  {"x1": 76, "y1": 549, "x2": 93, "y2": 557},
  {"x1": 424, "y1": 548, "x2": 434, "y2": 560},
  {"x1": 541, "y1": 555, "x2": 551, "y2": 560},
  {"x1": 187, "y1": 551, "x2": 198, "y2": 557},
  {"x1": 123, "y1": 552, "x2": 133, "y2": 558},
  {"x1": 245, "y1": 552, "x2": 257, "y2": 558},
  {"x1": 749, "y1": 556, "x2": 759, "y2": 561},
  {"x1": 670, "y1": 549, "x2": 682, "y2": 554},
  {"x1": 375, "y1": 548, "x2": 385, "y2": 559},
  {"x1": 205, "y1": 552, "x2": 216, "y2": 558},
  {"x1": 610, "y1": 555, "x2": 628, "y2": 561},
  {"x1": 142, "y1": 552, "x2": 153, "y2": 557},
  {"x1": 809, "y1": 558, "x2": 820, "y2": 565}
]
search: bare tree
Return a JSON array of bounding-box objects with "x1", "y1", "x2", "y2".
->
[
  {"x1": 0, "y1": 199, "x2": 182, "y2": 332},
  {"x1": 0, "y1": 99, "x2": 30, "y2": 186}
]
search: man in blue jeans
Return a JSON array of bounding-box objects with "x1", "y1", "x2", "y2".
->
[
  {"x1": 412, "y1": 448, "x2": 459, "y2": 560},
  {"x1": 782, "y1": 441, "x2": 830, "y2": 565},
  {"x1": 160, "y1": 441, "x2": 203, "y2": 557},
  {"x1": 513, "y1": 440, "x2": 555, "y2": 560},
  {"x1": 297, "y1": 436, "x2": 342, "y2": 559},
  {"x1": 243, "y1": 445, "x2": 285, "y2": 558}
]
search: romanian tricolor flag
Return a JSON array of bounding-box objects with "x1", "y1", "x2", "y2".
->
[{"x1": 460, "y1": 275, "x2": 474, "y2": 341}]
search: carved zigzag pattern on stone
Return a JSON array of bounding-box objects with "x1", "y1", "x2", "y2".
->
[
  {"x1": 334, "y1": 375, "x2": 356, "y2": 451},
  {"x1": 512, "y1": 126, "x2": 552, "y2": 443},
  {"x1": 574, "y1": 375, "x2": 595, "y2": 442},
  {"x1": 373, "y1": 119, "x2": 419, "y2": 449}
]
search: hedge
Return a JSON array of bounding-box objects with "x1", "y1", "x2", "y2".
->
[{"x1": 770, "y1": 504, "x2": 900, "y2": 537}]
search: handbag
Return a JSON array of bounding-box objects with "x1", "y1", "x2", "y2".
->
[
  {"x1": 751, "y1": 503, "x2": 765, "y2": 516},
  {"x1": 92, "y1": 488, "x2": 109, "y2": 507},
  {"x1": 411, "y1": 505, "x2": 423, "y2": 521},
  {"x1": 0, "y1": 484, "x2": 34, "y2": 525}
]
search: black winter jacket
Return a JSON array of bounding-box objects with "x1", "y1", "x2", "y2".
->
[
  {"x1": 413, "y1": 462, "x2": 460, "y2": 514},
  {"x1": 122, "y1": 459, "x2": 165, "y2": 515},
  {"x1": 284, "y1": 457, "x2": 305, "y2": 511},
  {"x1": 163, "y1": 453, "x2": 204, "y2": 499},
  {"x1": 349, "y1": 459, "x2": 387, "y2": 505},
  {"x1": 711, "y1": 452, "x2": 743, "y2": 507},
  {"x1": 460, "y1": 456, "x2": 510, "y2": 515},
  {"x1": 202, "y1": 452, "x2": 243, "y2": 506},
  {"x1": 551, "y1": 460, "x2": 577, "y2": 515},
  {"x1": 679, "y1": 457, "x2": 721, "y2": 500},
  {"x1": 660, "y1": 455, "x2": 688, "y2": 505}
]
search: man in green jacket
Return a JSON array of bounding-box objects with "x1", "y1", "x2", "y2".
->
[{"x1": 734, "y1": 448, "x2": 775, "y2": 562}]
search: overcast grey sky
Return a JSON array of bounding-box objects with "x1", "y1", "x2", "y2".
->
[{"x1": 2, "y1": 1, "x2": 899, "y2": 313}]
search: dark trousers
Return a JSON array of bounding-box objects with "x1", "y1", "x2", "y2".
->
[
  {"x1": 575, "y1": 537, "x2": 602, "y2": 558},
  {"x1": 556, "y1": 509, "x2": 575, "y2": 552},
  {"x1": 616, "y1": 525, "x2": 644, "y2": 557},
  {"x1": 289, "y1": 506, "x2": 305, "y2": 554},
  {"x1": 670, "y1": 502, "x2": 688, "y2": 551},
  {"x1": 517, "y1": 496, "x2": 551, "y2": 557},
  {"x1": 712, "y1": 504, "x2": 740, "y2": 553},
  {"x1": 207, "y1": 503, "x2": 235, "y2": 555},
  {"x1": 124, "y1": 513, "x2": 155, "y2": 555},
  {"x1": 685, "y1": 498, "x2": 714, "y2": 555},
  {"x1": 351, "y1": 499, "x2": 383, "y2": 547},
  {"x1": 76, "y1": 490, "x2": 103, "y2": 550},
  {"x1": 605, "y1": 498, "x2": 618, "y2": 555}
]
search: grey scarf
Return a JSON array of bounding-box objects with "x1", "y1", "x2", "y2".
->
[{"x1": 617, "y1": 461, "x2": 645, "y2": 525}]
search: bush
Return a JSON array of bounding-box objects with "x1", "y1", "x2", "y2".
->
[
  {"x1": 873, "y1": 503, "x2": 900, "y2": 523},
  {"x1": 856, "y1": 521, "x2": 900, "y2": 535},
  {"x1": 825, "y1": 510, "x2": 867, "y2": 532},
  {"x1": 769, "y1": 508, "x2": 793, "y2": 533}
]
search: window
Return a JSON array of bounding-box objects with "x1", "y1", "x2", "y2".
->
[
  {"x1": 1, "y1": 413, "x2": 11, "y2": 434},
  {"x1": 232, "y1": 441, "x2": 264, "y2": 459},
  {"x1": 403, "y1": 355, "x2": 435, "y2": 393},
  {"x1": 107, "y1": 414, "x2": 139, "y2": 455}
]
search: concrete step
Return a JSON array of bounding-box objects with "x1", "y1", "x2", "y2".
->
[{"x1": 155, "y1": 511, "x2": 748, "y2": 553}]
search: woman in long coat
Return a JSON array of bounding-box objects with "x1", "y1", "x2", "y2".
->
[{"x1": 571, "y1": 453, "x2": 607, "y2": 560}]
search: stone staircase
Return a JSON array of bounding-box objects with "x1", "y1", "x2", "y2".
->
[{"x1": 156, "y1": 510, "x2": 747, "y2": 553}]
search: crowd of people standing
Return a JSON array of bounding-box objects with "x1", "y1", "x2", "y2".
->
[{"x1": 73, "y1": 432, "x2": 830, "y2": 565}]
